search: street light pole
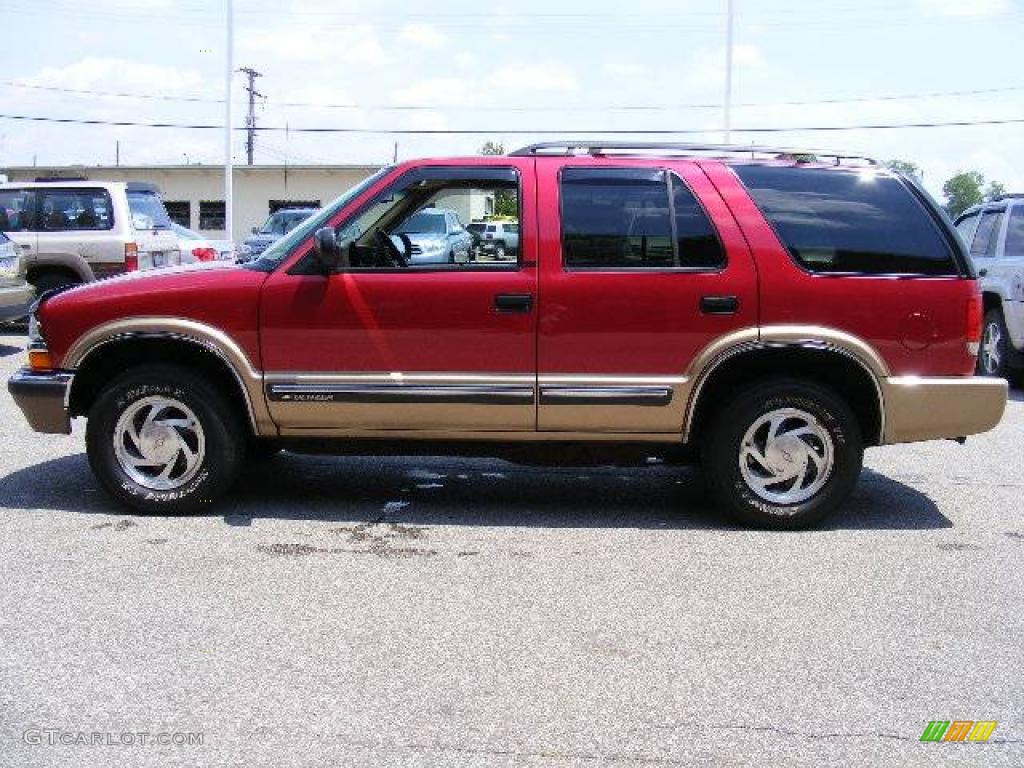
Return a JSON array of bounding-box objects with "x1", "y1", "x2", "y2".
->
[
  {"x1": 224, "y1": 0, "x2": 234, "y2": 240},
  {"x1": 724, "y1": 0, "x2": 734, "y2": 145}
]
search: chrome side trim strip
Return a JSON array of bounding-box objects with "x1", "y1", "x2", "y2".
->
[
  {"x1": 539, "y1": 385, "x2": 673, "y2": 406},
  {"x1": 267, "y1": 383, "x2": 535, "y2": 405}
]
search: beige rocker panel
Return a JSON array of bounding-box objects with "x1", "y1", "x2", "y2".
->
[{"x1": 63, "y1": 317, "x2": 274, "y2": 435}]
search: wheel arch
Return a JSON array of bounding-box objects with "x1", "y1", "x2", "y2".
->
[
  {"x1": 684, "y1": 340, "x2": 885, "y2": 448},
  {"x1": 65, "y1": 322, "x2": 273, "y2": 436}
]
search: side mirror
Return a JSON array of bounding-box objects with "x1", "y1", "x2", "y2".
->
[
  {"x1": 312, "y1": 226, "x2": 348, "y2": 272},
  {"x1": 251, "y1": 226, "x2": 258, "y2": 234}
]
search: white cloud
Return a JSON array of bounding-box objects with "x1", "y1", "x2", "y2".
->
[
  {"x1": 487, "y1": 62, "x2": 578, "y2": 92},
  {"x1": 603, "y1": 61, "x2": 647, "y2": 78},
  {"x1": 916, "y1": 0, "x2": 1010, "y2": 16},
  {"x1": 27, "y1": 57, "x2": 205, "y2": 94},
  {"x1": 398, "y1": 23, "x2": 448, "y2": 50},
  {"x1": 239, "y1": 24, "x2": 386, "y2": 66},
  {"x1": 683, "y1": 44, "x2": 763, "y2": 93},
  {"x1": 392, "y1": 78, "x2": 475, "y2": 107}
]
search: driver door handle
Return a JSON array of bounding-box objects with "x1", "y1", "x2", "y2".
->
[{"x1": 494, "y1": 293, "x2": 533, "y2": 313}]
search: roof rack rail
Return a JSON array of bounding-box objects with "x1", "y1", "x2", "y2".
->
[
  {"x1": 508, "y1": 141, "x2": 879, "y2": 166},
  {"x1": 994, "y1": 193, "x2": 1024, "y2": 201}
]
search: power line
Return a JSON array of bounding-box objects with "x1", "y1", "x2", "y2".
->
[
  {"x1": 1, "y1": 111, "x2": 1023, "y2": 134},
  {"x1": 3, "y1": 78, "x2": 1022, "y2": 113}
]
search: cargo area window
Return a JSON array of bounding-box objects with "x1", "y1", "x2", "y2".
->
[
  {"x1": 734, "y1": 165, "x2": 959, "y2": 276},
  {"x1": 560, "y1": 168, "x2": 723, "y2": 270},
  {"x1": 970, "y1": 210, "x2": 1004, "y2": 258},
  {"x1": 39, "y1": 188, "x2": 114, "y2": 231}
]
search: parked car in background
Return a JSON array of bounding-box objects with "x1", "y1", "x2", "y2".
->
[
  {"x1": 0, "y1": 180, "x2": 180, "y2": 292},
  {"x1": 392, "y1": 208, "x2": 472, "y2": 264},
  {"x1": 0, "y1": 231, "x2": 33, "y2": 323},
  {"x1": 954, "y1": 194, "x2": 1024, "y2": 380},
  {"x1": 243, "y1": 207, "x2": 318, "y2": 258},
  {"x1": 8, "y1": 145, "x2": 1006, "y2": 528},
  {"x1": 470, "y1": 220, "x2": 519, "y2": 261},
  {"x1": 170, "y1": 223, "x2": 236, "y2": 264}
]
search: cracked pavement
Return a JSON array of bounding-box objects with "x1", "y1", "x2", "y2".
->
[{"x1": 0, "y1": 329, "x2": 1022, "y2": 767}]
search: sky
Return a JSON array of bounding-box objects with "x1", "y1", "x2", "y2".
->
[{"x1": 0, "y1": 0, "x2": 1021, "y2": 200}]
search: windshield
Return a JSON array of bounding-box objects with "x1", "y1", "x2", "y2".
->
[
  {"x1": 127, "y1": 191, "x2": 172, "y2": 229},
  {"x1": 397, "y1": 211, "x2": 446, "y2": 235},
  {"x1": 246, "y1": 167, "x2": 392, "y2": 270},
  {"x1": 171, "y1": 223, "x2": 201, "y2": 240}
]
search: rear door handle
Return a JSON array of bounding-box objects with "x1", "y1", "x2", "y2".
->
[
  {"x1": 494, "y1": 293, "x2": 534, "y2": 313},
  {"x1": 699, "y1": 295, "x2": 739, "y2": 315}
]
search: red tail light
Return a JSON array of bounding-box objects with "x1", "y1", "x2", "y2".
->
[
  {"x1": 192, "y1": 247, "x2": 217, "y2": 263},
  {"x1": 124, "y1": 242, "x2": 138, "y2": 272},
  {"x1": 966, "y1": 291, "x2": 982, "y2": 350}
]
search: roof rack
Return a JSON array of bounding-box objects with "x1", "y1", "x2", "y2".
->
[
  {"x1": 508, "y1": 141, "x2": 879, "y2": 166},
  {"x1": 994, "y1": 193, "x2": 1024, "y2": 201}
]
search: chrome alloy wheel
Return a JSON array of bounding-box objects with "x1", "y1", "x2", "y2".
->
[
  {"x1": 738, "y1": 407, "x2": 835, "y2": 506},
  {"x1": 981, "y1": 321, "x2": 1003, "y2": 375},
  {"x1": 113, "y1": 396, "x2": 206, "y2": 491}
]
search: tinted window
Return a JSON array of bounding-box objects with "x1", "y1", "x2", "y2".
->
[
  {"x1": 0, "y1": 189, "x2": 35, "y2": 231},
  {"x1": 734, "y1": 165, "x2": 958, "y2": 275},
  {"x1": 39, "y1": 188, "x2": 114, "y2": 231},
  {"x1": 1005, "y1": 207, "x2": 1024, "y2": 256},
  {"x1": 970, "y1": 210, "x2": 1003, "y2": 257},
  {"x1": 560, "y1": 168, "x2": 723, "y2": 270},
  {"x1": 561, "y1": 168, "x2": 674, "y2": 268},
  {"x1": 671, "y1": 173, "x2": 725, "y2": 269}
]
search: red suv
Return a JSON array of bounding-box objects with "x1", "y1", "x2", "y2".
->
[{"x1": 8, "y1": 143, "x2": 1007, "y2": 528}]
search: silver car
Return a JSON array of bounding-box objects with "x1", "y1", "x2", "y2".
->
[
  {"x1": 393, "y1": 209, "x2": 473, "y2": 264},
  {"x1": 0, "y1": 231, "x2": 33, "y2": 323}
]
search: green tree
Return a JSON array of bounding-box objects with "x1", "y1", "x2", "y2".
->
[
  {"x1": 478, "y1": 141, "x2": 517, "y2": 217},
  {"x1": 886, "y1": 159, "x2": 922, "y2": 180},
  {"x1": 984, "y1": 180, "x2": 1007, "y2": 201},
  {"x1": 942, "y1": 171, "x2": 985, "y2": 218}
]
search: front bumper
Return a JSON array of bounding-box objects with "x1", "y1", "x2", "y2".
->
[
  {"x1": 881, "y1": 375, "x2": 1008, "y2": 444},
  {"x1": 7, "y1": 368, "x2": 74, "y2": 434}
]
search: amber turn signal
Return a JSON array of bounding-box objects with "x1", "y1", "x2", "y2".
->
[{"x1": 28, "y1": 349, "x2": 53, "y2": 371}]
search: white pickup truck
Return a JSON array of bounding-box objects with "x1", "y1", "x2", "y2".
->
[{"x1": 955, "y1": 195, "x2": 1024, "y2": 380}]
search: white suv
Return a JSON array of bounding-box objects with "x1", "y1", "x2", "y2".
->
[
  {"x1": 0, "y1": 180, "x2": 181, "y2": 294},
  {"x1": 955, "y1": 195, "x2": 1024, "y2": 380}
]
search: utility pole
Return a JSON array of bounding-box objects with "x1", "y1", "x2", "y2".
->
[
  {"x1": 238, "y1": 66, "x2": 263, "y2": 165},
  {"x1": 724, "y1": 0, "x2": 735, "y2": 145},
  {"x1": 224, "y1": 0, "x2": 234, "y2": 240}
]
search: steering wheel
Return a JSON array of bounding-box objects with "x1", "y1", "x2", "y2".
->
[{"x1": 374, "y1": 229, "x2": 408, "y2": 268}]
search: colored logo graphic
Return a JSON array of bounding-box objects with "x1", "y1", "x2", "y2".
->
[{"x1": 920, "y1": 721, "x2": 997, "y2": 742}]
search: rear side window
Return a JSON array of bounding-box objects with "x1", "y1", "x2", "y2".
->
[
  {"x1": 560, "y1": 167, "x2": 724, "y2": 270},
  {"x1": 954, "y1": 211, "x2": 978, "y2": 244},
  {"x1": 0, "y1": 188, "x2": 35, "y2": 231},
  {"x1": 1005, "y1": 207, "x2": 1024, "y2": 256},
  {"x1": 734, "y1": 165, "x2": 958, "y2": 276},
  {"x1": 39, "y1": 188, "x2": 114, "y2": 231},
  {"x1": 970, "y1": 210, "x2": 1004, "y2": 257}
]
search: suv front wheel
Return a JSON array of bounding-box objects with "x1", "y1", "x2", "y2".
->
[
  {"x1": 702, "y1": 378, "x2": 863, "y2": 529},
  {"x1": 86, "y1": 364, "x2": 245, "y2": 514}
]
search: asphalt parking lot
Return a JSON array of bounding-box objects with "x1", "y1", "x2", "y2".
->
[{"x1": 0, "y1": 327, "x2": 1022, "y2": 767}]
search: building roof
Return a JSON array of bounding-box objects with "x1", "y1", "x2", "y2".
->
[{"x1": 1, "y1": 163, "x2": 382, "y2": 173}]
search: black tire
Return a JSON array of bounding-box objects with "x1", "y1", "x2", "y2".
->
[
  {"x1": 247, "y1": 439, "x2": 283, "y2": 462},
  {"x1": 495, "y1": 242, "x2": 506, "y2": 260},
  {"x1": 977, "y1": 308, "x2": 1011, "y2": 379},
  {"x1": 702, "y1": 378, "x2": 863, "y2": 530},
  {"x1": 31, "y1": 270, "x2": 80, "y2": 296},
  {"x1": 86, "y1": 364, "x2": 246, "y2": 514}
]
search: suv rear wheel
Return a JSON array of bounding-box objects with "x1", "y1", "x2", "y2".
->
[
  {"x1": 978, "y1": 308, "x2": 1010, "y2": 379},
  {"x1": 702, "y1": 378, "x2": 863, "y2": 529},
  {"x1": 86, "y1": 364, "x2": 245, "y2": 514}
]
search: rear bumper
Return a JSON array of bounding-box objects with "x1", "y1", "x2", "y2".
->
[
  {"x1": 881, "y1": 375, "x2": 1007, "y2": 444},
  {"x1": 7, "y1": 368, "x2": 74, "y2": 434},
  {"x1": 0, "y1": 283, "x2": 34, "y2": 323}
]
